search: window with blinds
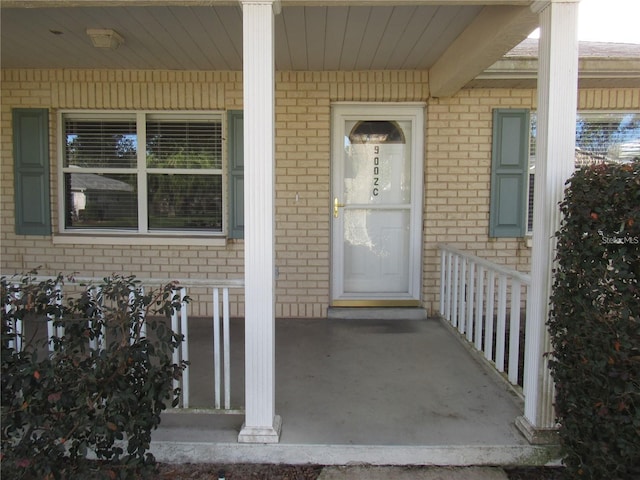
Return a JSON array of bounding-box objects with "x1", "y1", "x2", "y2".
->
[
  {"x1": 62, "y1": 112, "x2": 224, "y2": 233},
  {"x1": 527, "y1": 112, "x2": 640, "y2": 232}
]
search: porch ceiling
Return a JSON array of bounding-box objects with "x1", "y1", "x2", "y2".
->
[{"x1": 0, "y1": 1, "x2": 540, "y2": 97}]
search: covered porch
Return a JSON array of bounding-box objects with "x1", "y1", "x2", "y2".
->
[
  {"x1": 3, "y1": 246, "x2": 555, "y2": 465},
  {"x1": 152, "y1": 315, "x2": 555, "y2": 466},
  {"x1": 145, "y1": 244, "x2": 554, "y2": 465},
  {"x1": 1, "y1": 0, "x2": 584, "y2": 458}
]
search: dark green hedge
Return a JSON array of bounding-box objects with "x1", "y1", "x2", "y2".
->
[
  {"x1": 1, "y1": 274, "x2": 188, "y2": 479},
  {"x1": 548, "y1": 161, "x2": 640, "y2": 479}
]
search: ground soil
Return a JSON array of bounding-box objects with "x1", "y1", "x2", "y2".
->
[
  {"x1": 156, "y1": 464, "x2": 323, "y2": 479},
  {"x1": 504, "y1": 467, "x2": 565, "y2": 480},
  {"x1": 155, "y1": 464, "x2": 565, "y2": 479}
]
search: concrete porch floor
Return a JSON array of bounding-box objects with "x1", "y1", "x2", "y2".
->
[{"x1": 151, "y1": 315, "x2": 559, "y2": 466}]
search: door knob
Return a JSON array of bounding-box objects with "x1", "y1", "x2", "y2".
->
[{"x1": 333, "y1": 197, "x2": 345, "y2": 218}]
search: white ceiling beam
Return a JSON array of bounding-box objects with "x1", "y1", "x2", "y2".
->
[{"x1": 429, "y1": 4, "x2": 538, "y2": 97}]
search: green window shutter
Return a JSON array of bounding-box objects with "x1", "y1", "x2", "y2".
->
[
  {"x1": 489, "y1": 109, "x2": 530, "y2": 238},
  {"x1": 13, "y1": 109, "x2": 51, "y2": 236},
  {"x1": 228, "y1": 110, "x2": 244, "y2": 239}
]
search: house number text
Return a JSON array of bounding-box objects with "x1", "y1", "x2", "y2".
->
[{"x1": 372, "y1": 145, "x2": 380, "y2": 197}]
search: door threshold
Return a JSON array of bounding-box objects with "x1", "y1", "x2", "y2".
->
[
  {"x1": 327, "y1": 307, "x2": 428, "y2": 321},
  {"x1": 331, "y1": 299, "x2": 421, "y2": 308}
]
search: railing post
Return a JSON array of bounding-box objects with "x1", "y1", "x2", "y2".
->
[
  {"x1": 475, "y1": 266, "x2": 485, "y2": 351},
  {"x1": 458, "y1": 257, "x2": 467, "y2": 334},
  {"x1": 171, "y1": 298, "x2": 181, "y2": 404},
  {"x1": 508, "y1": 280, "x2": 522, "y2": 385},
  {"x1": 47, "y1": 282, "x2": 63, "y2": 351},
  {"x1": 495, "y1": 274, "x2": 508, "y2": 372},
  {"x1": 466, "y1": 261, "x2": 475, "y2": 343},
  {"x1": 167, "y1": 287, "x2": 190, "y2": 408},
  {"x1": 452, "y1": 254, "x2": 459, "y2": 328},
  {"x1": 89, "y1": 286, "x2": 104, "y2": 352},
  {"x1": 484, "y1": 270, "x2": 495, "y2": 362},
  {"x1": 179, "y1": 288, "x2": 189, "y2": 408},
  {"x1": 212, "y1": 285, "x2": 235, "y2": 411},
  {"x1": 139, "y1": 286, "x2": 147, "y2": 339},
  {"x1": 439, "y1": 249, "x2": 447, "y2": 316},
  {"x1": 7, "y1": 285, "x2": 22, "y2": 352},
  {"x1": 213, "y1": 288, "x2": 222, "y2": 410},
  {"x1": 223, "y1": 287, "x2": 231, "y2": 410},
  {"x1": 129, "y1": 287, "x2": 145, "y2": 344},
  {"x1": 444, "y1": 251, "x2": 452, "y2": 320}
]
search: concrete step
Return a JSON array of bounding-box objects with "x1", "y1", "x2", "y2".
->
[
  {"x1": 327, "y1": 307, "x2": 428, "y2": 321},
  {"x1": 318, "y1": 466, "x2": 509, "y2": 480}
]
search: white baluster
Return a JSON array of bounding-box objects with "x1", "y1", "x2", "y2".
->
[
  {"x1": 466, "y1": 261, "x2": 475, "y2": 343},
  {"x1": 452, "y1": 255, "x2": 459, "y2": 328},
  {"x1": 180, "y1": 288, "x2": 189, "y2": 409},
  {"x1": 475, "y1": 267, "x2": 485, "y2": 352},
  {"x1": 213, "y1": 288, "x2": 222, "y2": 410},
  {"x1": 458, "y1": 257, "x2": 467, "y2": 334},
  {"x1": 508, "y1": 280, "x2": 522, "y2": 385},
  {"x1": 439, "y1": 250, "x2": 446, "y2": 316},
  {"x1": 496, "y1": 275, "x2": 508, "y2": 372},
  {"x1": 485, "y1": 270, "x2": 495, "y2": 362},
  {"x1": 223, "y1": 287, "x2": 231, "y2": 410}
]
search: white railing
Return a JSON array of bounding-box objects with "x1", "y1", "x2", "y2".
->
[
  {"x1": 439, "y1": 245, "x2": 531, "y2": 389},
  {"x1": 1, "y1": 275, "x2": 244, "y2": 412}
]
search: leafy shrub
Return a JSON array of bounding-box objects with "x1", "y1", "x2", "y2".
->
[
  {"x1": 1, "y1": 274, "x2": 188, "y2": 479},
  {"x1": 548, "y1": 161, "x2": 640, "y2": 479}
]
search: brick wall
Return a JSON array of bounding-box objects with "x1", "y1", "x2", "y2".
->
[
  {"x1": 1, "y1": 70, "x2": 246, "y2": 317},
  {"x1": 422, "y1": 89, "x2": 537, "y2": 312},
  {"x1": 1, "y1": 68, "x2": 638, "y2": 316},
  {"x1": 274, "y1": 71, "x2": 429, "y2": 317}
]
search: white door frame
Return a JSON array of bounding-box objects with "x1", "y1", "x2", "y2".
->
[{"x1": 331, "y1": 102, "x2": 425, "y2": 306}]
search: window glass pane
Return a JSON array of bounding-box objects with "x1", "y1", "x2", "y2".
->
[
  {"x1": 64, "y1": 173, "x2": 137, "y2": 229},
  {"x1": 146, "y1": 120, "x2": 222, "y2": 169},
  {"x1": 147, "y1": 174, "x2": 222, "y2": 231},
  {"x1": 527, "y1": 112, "x2": 640, "y2": 232},
  {"x1": 576, "y1": 113, "x2": 640, "y2": 164},
  {"x1": 527, "y1": 173, "x2": 535, "y2": 232},
  {"x1": 61, "y1": 113, "x2": 227, "y2": 234},
  {"x1": 64, "y1": 119, "x2": 137, "y2": 168}
]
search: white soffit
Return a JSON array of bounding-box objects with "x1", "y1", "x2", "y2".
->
[{"x1": 1, "y1": 2, "x2": 532, "y2": 72}]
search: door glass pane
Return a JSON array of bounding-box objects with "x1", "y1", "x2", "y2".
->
[
  {"x1": 343, "y1": 209, "x2": 410, "y2": 293},
  {"x1": 344, "y1": 120, "x2": 411, "y2": 205}
]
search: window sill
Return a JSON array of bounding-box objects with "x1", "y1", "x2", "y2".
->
[{"x1": 52, "y1": 234, "x2": 229, "y2": 247}]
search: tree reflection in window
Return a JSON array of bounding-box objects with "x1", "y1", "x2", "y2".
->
[{"x1": 349, "y1": 120, "x2": 405, "y2": 145}]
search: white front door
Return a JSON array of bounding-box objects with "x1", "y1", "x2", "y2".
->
[{"x1": 331, "y1": 103, "x2": 424, "y2": 306}]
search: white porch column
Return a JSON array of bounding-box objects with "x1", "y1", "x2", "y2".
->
[
  {"x1": 238, "y1": 0, "x2": 282, "y2": 443},
  {"x1": 516, "y1": 0, "x2": 579, "y2": 444}
]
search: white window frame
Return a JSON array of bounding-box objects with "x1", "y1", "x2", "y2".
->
[{"x1": 56, "y1": 110, "x2": 227, "y2": 243}]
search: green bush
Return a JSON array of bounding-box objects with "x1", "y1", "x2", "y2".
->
[
  {"x1": 548, "y1": 161, "x2": 640, "y2": 479},
  {"x1": 1, "y1": 274, "x2": 188, "y2": 479}
]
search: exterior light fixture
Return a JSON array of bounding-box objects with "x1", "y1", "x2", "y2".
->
[{"x1": 86, "y1": 28, "x2": 124, "y2": 49}]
